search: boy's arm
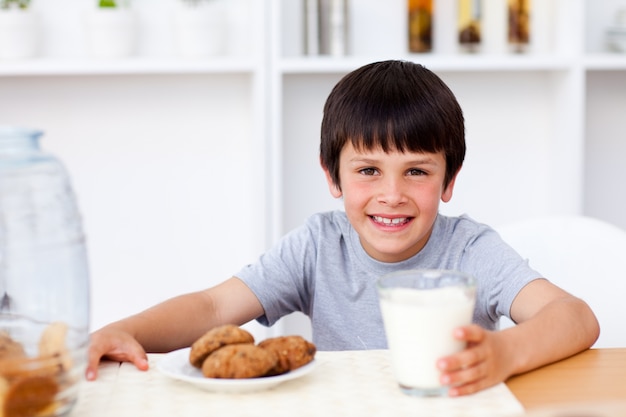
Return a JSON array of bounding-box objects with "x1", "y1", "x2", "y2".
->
[
  {"x1": 505, "y1": 278, "x2": 600, "y2": 374},
  {"x1": 86, "y1": 277, "x2": 264, "y2": 379},
  {"x1": 127, "y1": 277, "x2": 264, "y2": 352}
]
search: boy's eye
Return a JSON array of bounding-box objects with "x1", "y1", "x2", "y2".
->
[
  {"x1": 407, "y1": 168, "x2": 426, "y2": 176},
  {"x1": 359, "y1": 167, "x2": 378, "y2": 176}
]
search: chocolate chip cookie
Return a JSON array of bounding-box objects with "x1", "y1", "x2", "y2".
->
[
  {"x1": 189, "y1": 325, "x2": 255, "y2": 368},
  {"x1": 258, "y1": 335, "x2": 316, "y2": 376},
  {"x1": 201, "y1": 344, "x2": 278, "y2": 379}
]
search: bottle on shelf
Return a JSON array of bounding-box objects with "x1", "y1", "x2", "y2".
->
[
  {"x1": 408, "y1": 0, "x2": 433, "y2": 53},
  {"x1": 458, "y1": 0, "x2": 482, "y2": 53},
  {"x1": 319, "y1": 0, "x2": 349, "y2": 56},
  {"x1": 508, "y1": 0, "x2": 531, "y2": 53},
  {"x1": 304, "y1": 0, "x2": 349, "y2": 56}
]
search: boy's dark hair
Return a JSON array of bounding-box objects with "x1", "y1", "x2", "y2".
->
[{"x1": 320, "y1": 60, "x2": 466, "y2": 190}]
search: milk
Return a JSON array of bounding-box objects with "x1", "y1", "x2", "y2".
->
[{"x1": 379, "y1": 282, "x2": 475, "y2": 395}]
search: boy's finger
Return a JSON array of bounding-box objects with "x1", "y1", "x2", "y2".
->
[{"x1": 453, "y1": 324, "x2": 485, "y2": 342}]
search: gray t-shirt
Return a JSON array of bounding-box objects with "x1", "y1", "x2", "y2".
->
[{"x1": 236, "y1": 211, "x2": 540, "y2": 351}]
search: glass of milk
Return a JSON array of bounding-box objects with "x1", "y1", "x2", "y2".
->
[{"x1": 377, "y1": 269, "x2": 476, "y2": 397}]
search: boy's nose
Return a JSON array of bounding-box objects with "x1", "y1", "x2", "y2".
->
[{"x1": 377, "y1": 177, "x2": 408, "y2": 207}]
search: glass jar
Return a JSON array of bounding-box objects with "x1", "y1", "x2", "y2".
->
[
  {"x1": 458, "y1": 0, "x2": 482, "y2": 53},
  {"x1": 408, "y1": 0, "x2": 433, "y2": 53},
  {"x1": 508, "y1": 0, "x2": 531, "y2": 53},
  {"x1": 0, "y1": 127, "x2": 90, "y2": 416}
]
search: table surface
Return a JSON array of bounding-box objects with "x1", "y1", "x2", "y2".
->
[
  {"x1": 71, "y1": 348, "x2": 626, "y2": 417},
  {"x1": 506, "y1": 347, "x2": 626, "y2": 410}
]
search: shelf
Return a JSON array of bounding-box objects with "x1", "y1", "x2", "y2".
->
[
  {"x1": 278, "y1": 54, "x2": 575, "y2": 74},
  {"x1": 584, "y1": 53, "x2": 626, "y2": 70},
  {"x1": 0, "y1": 57, "x2": 257, "y2": 77}
]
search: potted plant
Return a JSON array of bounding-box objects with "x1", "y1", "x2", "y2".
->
[
  {"x1": 0, "y1": 0, "x2": 38, "y2": 60},
  {"x1": 85, "y1": 0, "x2": 135, "y2": 59},
  {"x1": 172, "y1": 0, "x2": 227, "y2": 58}
]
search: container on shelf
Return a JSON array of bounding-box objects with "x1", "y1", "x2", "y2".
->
[
  {"x1": 606, "y1": 8, "x2": 626, "y2": 53},
  {"x1": 0, "y1": 8, "x2": 38, "y2": 60},
  {"x1": 0, "y1": 127, "x2": 91, "y2": 416},
  {"x1": 508, "y1": 0, "x2": 531, "y2": 53},
  {"x1": 318, "y1": 0, "x2": 349, "y2": 56},
  {"x1": 458, "y1": 0, "x2": 481, "y2": 53},
  {"x1": 85, "y1": 6, "x2": 136, "y2": 59},
  {"x1": 607, "y1": 28, "x2": 626, "y2": 53},
  {"x1": 408, "y1": 0, "x2": 433, "y2": 53}
]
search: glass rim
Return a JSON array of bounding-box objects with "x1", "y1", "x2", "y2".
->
[{"x1": 376, "y1": 268, "x2": 476, "y2": 290}]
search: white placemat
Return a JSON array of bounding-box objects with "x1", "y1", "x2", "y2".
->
[{"x1": 72, "y1": 350, "x2": 525, "y2": 417}]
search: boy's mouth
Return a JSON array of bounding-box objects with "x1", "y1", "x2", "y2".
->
[{"x1": 370, "y1": 216, "x2": 412, "y2": 226}]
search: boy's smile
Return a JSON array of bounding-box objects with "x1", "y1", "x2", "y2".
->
[{"x1": 324, "y1": 142, "x2": 457, "y2": 263}]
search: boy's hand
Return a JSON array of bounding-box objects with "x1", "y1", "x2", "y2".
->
[
  {"x1": 86, "y1": 327, "x2": 149, "y2": 381},
  {"x1": 436, "y1": 324, "x2": 514, "y2": 396}
]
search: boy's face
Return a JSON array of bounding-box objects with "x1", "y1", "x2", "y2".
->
[{"x1": 324, "y1": 142, "x2": 457, "y2": 263}]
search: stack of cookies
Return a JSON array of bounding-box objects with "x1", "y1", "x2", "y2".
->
[
  {"x1": 189, "y1": 325, "x2": 316, "y2": 379},
  {"x1": 0, "y1": 322, "x2": 70, "y2": 417}
]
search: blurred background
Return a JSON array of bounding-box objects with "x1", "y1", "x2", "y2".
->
[{"x1": 1, "y1": 0, "x2": 625, "y2": 339}]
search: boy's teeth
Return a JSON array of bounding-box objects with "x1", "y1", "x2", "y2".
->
[{"x1": 373, "y1": 216, "x2": 407, "y2": 224}]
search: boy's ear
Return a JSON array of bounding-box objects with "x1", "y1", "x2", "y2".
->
[
  {"x1": 321, "y1": 159, "x2": 342, "y2": 198},
  {"x1": 441, "y1": 168, "x2": 461, "y2": 203}
]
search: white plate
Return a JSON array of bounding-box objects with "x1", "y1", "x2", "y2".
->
[{"x1": 156, "y1": 347, "x2": 318, "y2": 393}]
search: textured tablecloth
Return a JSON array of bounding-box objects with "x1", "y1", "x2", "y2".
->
[{"x1": 71, "y1": 350, "x2": 525, "y2": 417}]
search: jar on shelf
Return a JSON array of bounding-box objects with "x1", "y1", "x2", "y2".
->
[
  {"x1": 319, "y1": 0, "x2": 349, "y2": 56},
  {"x1": 0, "y1": 127, "x2": 90, "y2": 417},
  {"x1": 458, "y1": 0, "x2": 482, "y2": 53},
  {"x1": 408, "y1": 0, "x2": 433, "y2": 53},
  {"x1": 508, "y1": 0, "x2": 531, "y2": 53},
  {"x1": 0, "y1": 6, "x2": 39, "y2": 60}
]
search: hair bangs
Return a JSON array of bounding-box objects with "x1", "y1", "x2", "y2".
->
[{"x1": 346, "y1": 100, "x2": 445, "y2": 156}]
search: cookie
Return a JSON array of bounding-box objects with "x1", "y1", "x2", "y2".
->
[
  {"x1": 38, "y1": 322, "x2": 67, "y2": 358},
  {"x1": 38, "y1": 321, "x2": 72, "y2": 372},
  {"x1": 0, "y1": 332, "x2": 25, "y2": 360},
  {"x1": 189, "y1": 325, "x2": 255, "y2": 368},
  {"x1": 258, "y1": 335, "x2": 316, "y2": 376},
  {"x1": 201, "y1": 344, "x2": 278, "y2": 379},
  {"x1": 2, "y1": 375, "x2": 59, "y2": 417}
]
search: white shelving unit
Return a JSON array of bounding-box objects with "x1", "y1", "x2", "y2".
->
[{"x1": 1, "y1": 0, "x2": 625, "y2": 338}]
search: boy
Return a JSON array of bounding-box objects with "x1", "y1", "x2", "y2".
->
[{"x1": 87, "y1": 60, "x2": 599, "y2": 396}]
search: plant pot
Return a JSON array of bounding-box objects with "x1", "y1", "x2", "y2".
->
[
  {"x1": 0, "y1": 9, "x2": 38, "y2": 60},
  {"x1": 172, "y1": 2, "x2": 227, "y2": 58},
  {"x1": 85, "y1": 8, "x2": 135, "y2": 59}
]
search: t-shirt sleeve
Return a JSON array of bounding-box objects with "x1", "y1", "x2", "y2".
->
[
  {"x1": 459, "y1": 224, "x2": 542, "y2": 327},
  {"x1": 235, "y1": 223, "x2": 317, "y2": 327}
]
